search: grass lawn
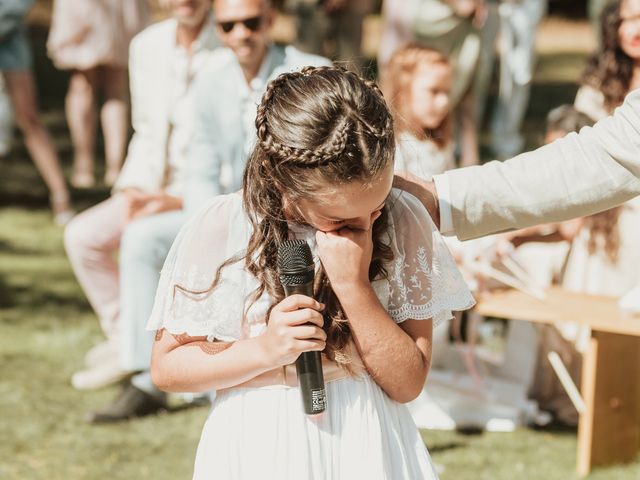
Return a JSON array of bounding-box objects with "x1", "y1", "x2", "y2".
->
[{"x1": 2, "y1": 13, "x2": 640, "y2": 480}]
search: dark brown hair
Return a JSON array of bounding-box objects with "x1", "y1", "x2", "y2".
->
[
  {"x1": 382, "y1": 45, "x2": 452, "y2": 149},
  {"x1": 584, "y1": 208, "x2": 622, "y2": 263},
  {"x1": 204, "y1": 66, "x2": 396, "y2": 368},
  {"x1": 581, "y1": 0, "x2": 631, "y2": 112}
]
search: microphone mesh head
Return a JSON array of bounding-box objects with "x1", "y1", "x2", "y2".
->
[{"x1": 277, "y1": 239, "x2": 314, "y2": 286}]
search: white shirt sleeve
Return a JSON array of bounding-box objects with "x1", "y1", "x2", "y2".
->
[{"x1": 433, "y1": 173, "x2": 455, "y2": 236}]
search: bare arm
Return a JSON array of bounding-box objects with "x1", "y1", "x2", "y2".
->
[
  {"x1": 333, "y1": 282, "x2": 432, "y2": 403},
  {"x1": 151, "y1": 330, "x2": 272, "y2": 393},
  {"x1": 316, "y1": 226, "x2": 431, "y2": 403},
  {"x1": 150, "y1": 295, "x2": 327, "y2": 393}
]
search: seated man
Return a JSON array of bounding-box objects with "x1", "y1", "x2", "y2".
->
[{"x1": 64, "y1": 0, "x2": 219, "y2": 415}]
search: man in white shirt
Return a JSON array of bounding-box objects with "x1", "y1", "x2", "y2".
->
[{"x1": 64, "y1": 0, "x2": 219, "y2": 421}]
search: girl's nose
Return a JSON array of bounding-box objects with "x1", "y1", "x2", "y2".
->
[{"x1": 361, "y1": 210, "x2": 382, "y2": 230}]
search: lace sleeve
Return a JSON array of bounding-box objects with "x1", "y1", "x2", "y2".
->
[
  {"x1": 146, "y1": 193, "x2": 250, "y2": 341},
  {"x1": 385, "y1": 190, "x2": 475, "y2": 327}
]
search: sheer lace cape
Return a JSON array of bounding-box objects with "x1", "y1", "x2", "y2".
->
[{"x1": 147, "y1": 189, "x2": 475, "y2": 341}]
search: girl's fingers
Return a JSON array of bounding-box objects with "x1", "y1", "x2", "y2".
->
[
  {"x1": 293, "y1": 325, "x2": 327, "y2": 342},
  {"x1": 295, "y1": 338, "x2": 326, "y2": 352},
  {"x1": 275, "y1": 294, "x2": 324, "y2": 313},
  {"x1": 272, "y1": 308, "x2": 324, "y2": 328}
]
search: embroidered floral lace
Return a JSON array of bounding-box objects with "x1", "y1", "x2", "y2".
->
[{"x1": 147, "y1": 189, "x2": 475, "y2": 339}]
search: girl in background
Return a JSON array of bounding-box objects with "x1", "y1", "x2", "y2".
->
[
  {"x1": 383, "y1": 45, "x2": 454, "y2": 182},
  {"x1": 148, "y1": 66, "x2": 474, "y2": 479}
]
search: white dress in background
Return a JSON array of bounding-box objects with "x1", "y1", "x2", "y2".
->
[
  {"x1": 147, "y1": 189, "x2": 474, "y2": 480},
  {"x1": 574, "y1": 84, "x2": 609, "y2": 122},
  {"x1": 394, "y1": 132, "x2": 455, "y2": 182}
]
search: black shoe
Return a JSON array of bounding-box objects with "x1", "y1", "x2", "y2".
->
[{"x1": 86, "y1": 383, "x2": 167, "y2": 424}]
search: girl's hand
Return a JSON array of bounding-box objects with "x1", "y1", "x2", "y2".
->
[
  {"x1": 315, "y1": 210, "x2": 382, "y2": 290},
  {"x1": 262, "y1": 295, "x2": 326, "y2": 367}
]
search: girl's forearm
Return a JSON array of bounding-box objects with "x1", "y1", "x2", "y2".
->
[
  {"x1": 335, "y1": 283, "x2": 430, "y2": 403},
  {"x1": 151, "y1": 334, "x2": 274, "y2": 393}
]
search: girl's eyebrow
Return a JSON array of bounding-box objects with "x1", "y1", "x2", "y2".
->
[{"x1": 324, "y1": 192, "x2": 391, "y2": 222}]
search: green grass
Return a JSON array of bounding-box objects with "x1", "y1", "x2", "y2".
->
[{"x1": 2, "y1": 20, "x2": 640, "y2": 480}]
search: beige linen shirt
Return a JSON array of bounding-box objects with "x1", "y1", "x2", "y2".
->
[{"x1": 436, "y1": 88, "x2": 640, "y2": 240}]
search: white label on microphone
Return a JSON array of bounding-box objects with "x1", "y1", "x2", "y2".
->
[{"x1": 311, "y1": 388, "x2": 326, "y2": 412}]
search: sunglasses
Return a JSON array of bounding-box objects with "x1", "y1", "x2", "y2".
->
[{"x1": 217, "y1": 15, "x2": 263, "y2": 34}]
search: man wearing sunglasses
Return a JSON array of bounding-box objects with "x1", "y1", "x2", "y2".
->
[{"x1": 184, "y1": 0, "x2": 332, "y2": 212}]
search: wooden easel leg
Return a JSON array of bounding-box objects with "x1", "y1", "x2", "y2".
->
[{"x1": 576, "y1": 332, "x2": 640, "y2": 477}]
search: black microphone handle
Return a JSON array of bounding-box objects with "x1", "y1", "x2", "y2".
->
[{"x1": 283, "y1": 283, "x2": 327, "y2": 415}]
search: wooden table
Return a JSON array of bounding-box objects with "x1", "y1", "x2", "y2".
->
[{"x1": 476, "y1": 287, "x2": 640, "y2": 477}]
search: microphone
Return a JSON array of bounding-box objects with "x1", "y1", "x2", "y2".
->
[{"x1": 277, "y1": 239, "x2": 327, "y2": 415}]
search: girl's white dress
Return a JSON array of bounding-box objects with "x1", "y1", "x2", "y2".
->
[{"x1": 147, "y1": 189, "x2": 475, "y2": 480}]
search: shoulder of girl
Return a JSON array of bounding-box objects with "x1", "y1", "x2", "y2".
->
[
  {"x1": 388, "y1": 188, "x2": 420, "y2": 213},
  {"x1": 387, "y1": 188, "x2": 436, "y2": 229},
  {"x1": 195, "y1": 192, "x2": 244, "y2": 222}
]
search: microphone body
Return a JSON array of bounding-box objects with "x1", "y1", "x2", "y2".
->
[{"x1": 278, "y1": 240, "x2": 327, "y2": 415}]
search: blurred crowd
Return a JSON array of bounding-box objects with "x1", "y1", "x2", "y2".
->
[{"x1": 1, "y1": 0, "x2": 639, "y2": 429}]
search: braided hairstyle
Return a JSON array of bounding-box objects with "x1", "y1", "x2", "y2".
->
[{"x1": 242, "y1": 66, "x2": 396, "y2": 368}]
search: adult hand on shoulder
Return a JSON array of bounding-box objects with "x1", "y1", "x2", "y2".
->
[
  {"x1": 263, "y1": 295, "x2": 326, "y2": 367},
  {"x1": 393, "y1": 173, "x2": 440, "y2": 229}
]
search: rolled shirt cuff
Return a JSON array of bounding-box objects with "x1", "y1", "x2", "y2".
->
[{"x1": 433, "y1": 173, "x2": 454, "y2": 236}]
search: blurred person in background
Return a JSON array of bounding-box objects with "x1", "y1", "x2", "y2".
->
[
  {"x1": 575, "y1": 0, "x2": 640, "y2": 122},
  {"x1": 285, "y1": 0, "x2": 372, "y2": 67},
  {"x1": 63, "y1": 0, "x2": 218, "y2": 422},
  {"x1": 379, "y1": 0, "x2": 483, "y2": 167},
  {"x1": 73, "y1": 0, "x2": 330, "y2": 424},
  {"x1": 589, "y1": 0, "x2": 610, "y2": 41},
  {"x1": 47, "y1": 0, "x2": 150, "y2": 188},
  {"x1": 0, "y1": 0, "x2": 73, "y2": 225},
  {"x1": 383, "y1": 45, "x2": 455, "y2": 181},
  {"x1": 488, "y1": 0, "x2": 546, "y2": 159},
  {"x1": 184, "y1": 0, "x2": 331, "y2": 212}
]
